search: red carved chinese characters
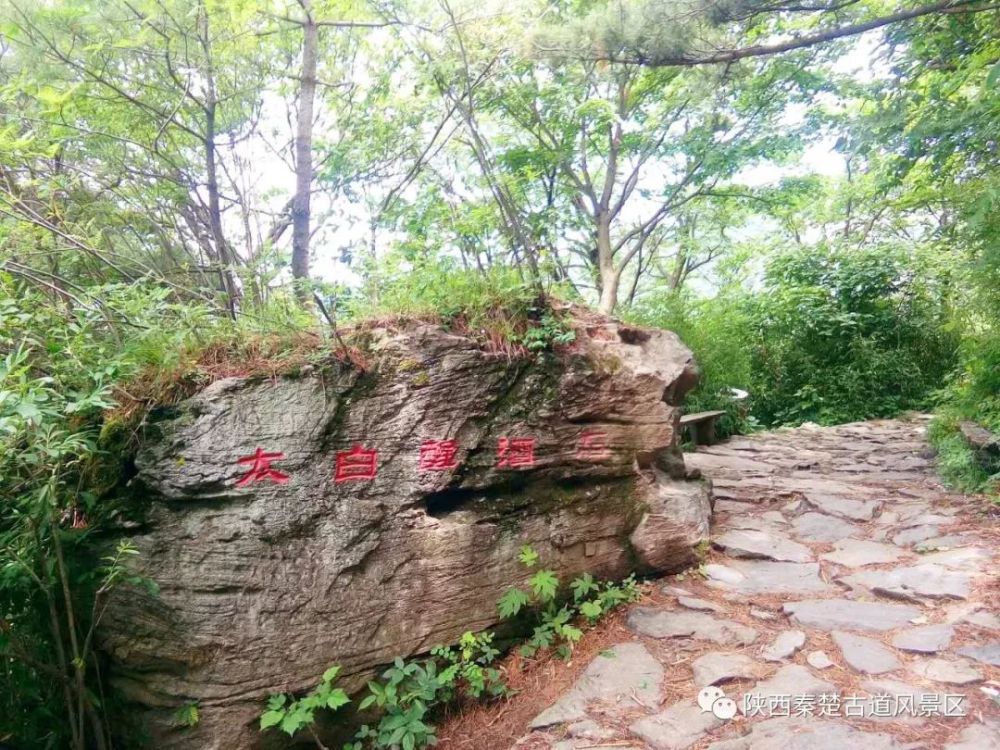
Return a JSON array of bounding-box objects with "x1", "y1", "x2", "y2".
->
[
  {"x1": 496, "y1": 437, "x2": 536, "y2": 469},
  {"x1": 236, "y1": 447, "x2": 290, "y2": 486},
  {"x1": 334, "y1": 444, "x2": 378, "y2": 483},
  {"x1": 419, "y1": 439, "x2": 459, "y2": 471},
  {"x1": 576, "y1": 431, "x2": 611, "y2": 461}
]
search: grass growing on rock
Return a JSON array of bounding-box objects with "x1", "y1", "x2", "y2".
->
[{"x1": 107, "y1": 269, "x2": 577, "y2": 435}]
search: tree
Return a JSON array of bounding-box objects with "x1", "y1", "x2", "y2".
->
[
  {"x1": 408, "y1": 1, "x2": 811, "y2": 312},
  {"x1": 1, "y1": 0, "x2": 277, "y2": 314},
  {"x1": 267, "y1": 0, "x2": 391, "y2": 300},
  {"x1": 293, "y1": 0, "x2": 319, "y2": 293}
]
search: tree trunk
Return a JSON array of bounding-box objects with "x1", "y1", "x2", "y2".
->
[
  {"x1": 204, "y1": 111, "x2": 238, "y2": 317},
  {"x1": 668, "y1": 218, "x2": 693, "y2": 292},
  {"x1": 596, "y1": 215, "x2": 618, "y2": 314},
  {"x1": 200, "y1": 5, "x2": 239, "y2": 318},
  {"x1": 292, "y1": 3, "x2": 317, "y2": 300}
]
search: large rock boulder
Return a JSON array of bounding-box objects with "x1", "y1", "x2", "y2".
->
[{"x1": 99, "y1": 314, "x2": 711, "y2": 749}]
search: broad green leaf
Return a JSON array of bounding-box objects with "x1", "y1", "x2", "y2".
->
[
  {"x1": 259, "y1": 710, "x2": 284, "y2": 730},
  {"x1": 322, "y1": 665, "x2": 341, "y2": 683},
  {"x1": 497, "y1": 587, "x2": 529, "y2": 618},
  {"x1": 529, "y1": 569, "x2": 559, "y2": 601}
]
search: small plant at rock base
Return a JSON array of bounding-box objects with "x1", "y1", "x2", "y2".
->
[
  {"x1": 358, "y1": 658, "x2": 445, "y2": 750},
  {"x1": 517, "y1": 544, "x2": 539, "y2": 567},
  {"x1": 430, "y1": 630, "x2": 506, "y2": 700},
  {"x1": 260, "y1": 548, "x2": 641, "y2": 749},
  {"x1": 260, "y1": 665, "x2": 350, "y2": 742},
  {"x1": 497, "y1": 546, "x2": 642, "y2": 659}
]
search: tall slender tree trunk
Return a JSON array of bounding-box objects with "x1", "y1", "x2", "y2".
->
[
  {"x1": 292, "y1": 2, "x2": 318, "y2": 301},
  {"x1": 204, "y1": 113, "x2": 238, "y2": 318},
  {"x1": 596, "y1": 214, "x2": 618, "y2": 314},
  {"x1": 669, "y1": 242, "x2": 688, "y2": 291},
  {"x1": 200, "y1": 4, "x2": 239, "y2": 317}
]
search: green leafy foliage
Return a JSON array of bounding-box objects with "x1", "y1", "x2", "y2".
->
[
  {"x1": 633, "y1": 244, "x2": 960, "y2": 432},
  {"x1": 172, "y1": 702, "x2": 200, "y2": 729},
  {"x1": 745, "y1": 245, "x2": 959, "y2": 426},
  {"x1": 528, "y1": 569, "x2": 559, "y2": 601},
  {"x1": 498, "y1": 546, "x2": 641, "y2": 660},
  {"x1": 0, "y1": 281, "x2": 196, "y2": 748},
  {"x1": 629, "y1": 289, "x2": 754, "y2": 438},
  {"x1": 517, "y1": 545, "x2": 539, "y2": 568},
  {"x1": 260, "y1": 628, "x2": 505, "y2": 748},
  {"x1": 259, "y1": 665, "x2": 351, "y2": 737},
  {"x1": 927, "y1": 419, "x2": 995, "y2": 495},
  {"x1": 497, "y1": 587, "x2": 530, "y2": 619},
  {"x1": 347, "y1": 259, "x2": 575, "y2": 354}
]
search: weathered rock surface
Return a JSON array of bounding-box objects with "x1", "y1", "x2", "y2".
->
[
  {"x1": 892, "y1": 525, "x2": 940, "y2": 546},
  {"x1": 842, "y1": 564, "x2": 971, "y2": 601},
  {"x1": 891, "y1": 624, "x2": 954, "y2": 653},
  {"x1": 627, "y1": 608, "x2": 759, "y2": 645},
  {"x1": 831, "y1": 631, "x2": 901, "y2": 674},
  {"x1": 693, "y1": 652, "x2": 757, "y2": 685},
  {"x1": 99, "y1": 317, "x2": 710, "y2": 749},
  {"x1": 704, "y1": 561, "x2": 834, "y2": 595},
  {"x1": 909, "y1": 658, "x2": 983, "y2": 685},
  {"x1": 806, "y1": 650, "x2": 834, "y2": 669},
  {"x1": 919, "y1": 547, "x2": 992, "y2": 570},
  {"x1": 678, "y1": 595, "x2": 724, "y2": 613},
  {"x1": 761, "y1": 631, "x2": 805, "y2": 662},
  {"x1": 914, "y1": 534, "x2": 971, "y2": 552},
  {"x1": 821, "y1": 539, "x2": 905, "y2": 566},
  {"x1": 742, "y1": 664, "x2": 836, "y2": 702},
  {"x1": 531, "y1": 642, "x2": 663, "y2": 728},
  {"x1": 803, "y1": 492, "x2": 881, "y2": 521},
  {"x1": 566, "y1": 719, "x2": 615, "y2": 741},
  {"x1": 956, "y1": 642, "x2": 1000, "y2": 666},
  {"x1": 707, "y1": 716, "x2": 914, "y2": 750},
  {"x1": 790, "y1": 512, "x2": 858, "y2": 542},
  {"x1": 784, "y1": 599, "x2": 920, "y2": 631},
  {"x1": 712, "y1": 528, "x2": 812, "y2": 563},
  {"x1": 630, "y1": 701, "x2": 723, "y2": 750},
  {"x1": 963, "y1": 609, "x2": 1000, "y2": 631}
]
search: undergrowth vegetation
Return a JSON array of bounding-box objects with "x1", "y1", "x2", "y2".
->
[
  {"x1": 926, "y1": 420, "x2": 994, "y2": 495},
  {"x1": 258, "y1": 546, "x2": 640, "y2": 749},
  {"x1": 632, "y1": 245, "x2": 960, "y2": 433}
]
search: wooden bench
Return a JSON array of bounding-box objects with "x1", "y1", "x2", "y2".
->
[{"x1": 680, "y1": 410, "x2": 727, "y2": 446}]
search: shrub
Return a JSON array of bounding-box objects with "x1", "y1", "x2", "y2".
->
[{"x1": 745, "y1": 244, "x2": 959, "y2": 426}]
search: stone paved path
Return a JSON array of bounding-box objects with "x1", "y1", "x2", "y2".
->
[{"x1": 515, "y1": 418, "x2": 999, "y2": 750}]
